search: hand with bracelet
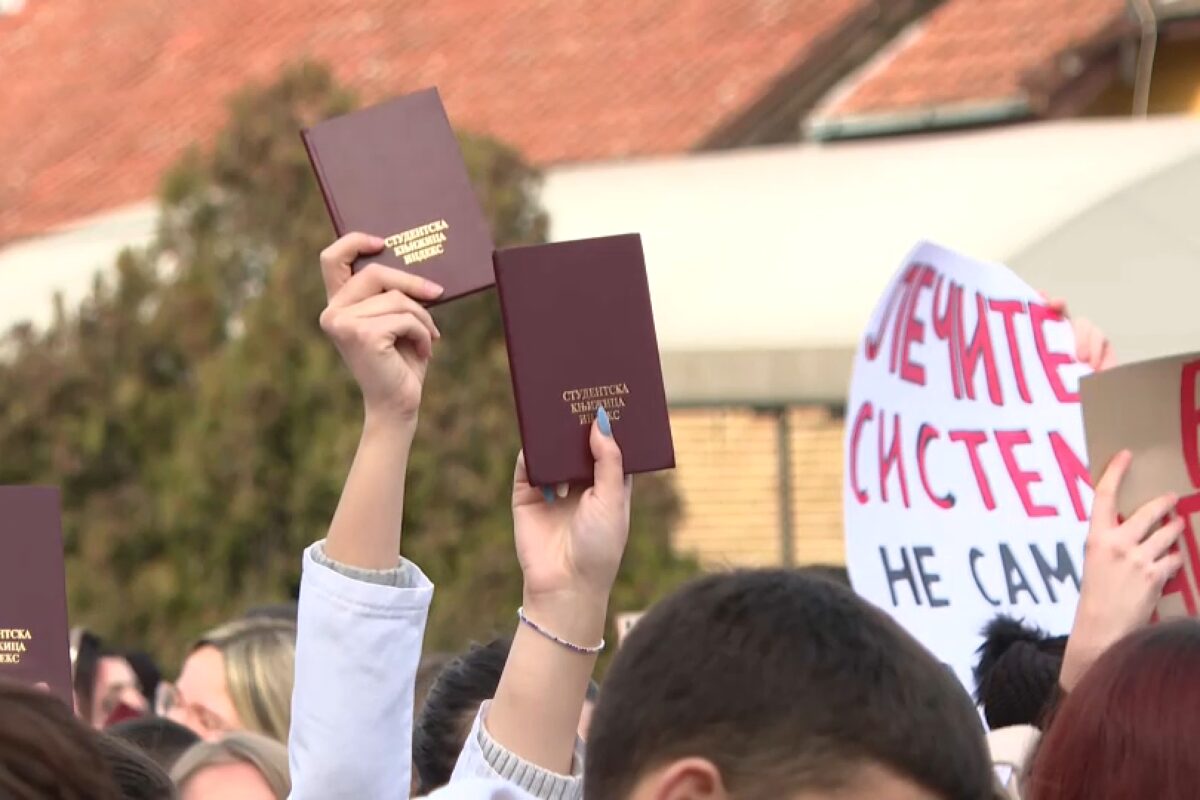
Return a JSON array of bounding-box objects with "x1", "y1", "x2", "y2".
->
[{"x1": 487, "y1": 405, "x2": 632, "y2": 776}]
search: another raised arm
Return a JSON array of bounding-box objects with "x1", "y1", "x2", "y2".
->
[{"x1": 289, "y1": 233, "x2": 443, "y2": 800}]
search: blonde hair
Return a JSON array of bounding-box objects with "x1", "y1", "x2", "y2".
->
[
  {"x1": 171, "y1": 732, "x2": 290, "y2": 799},
  {"x1": 196, "y1": 617, "x2": 296, "y2": 742}
]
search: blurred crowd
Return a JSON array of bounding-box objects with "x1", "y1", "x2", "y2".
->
[{"x1": 0, "y1": 235, "x2": 1195, "y2": 800}]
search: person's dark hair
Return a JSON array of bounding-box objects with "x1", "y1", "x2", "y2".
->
[
  {"x1": 108, "y1": 715, "x2": 201, "y2": 772},
  {"x1": 413, "y1": 636, "x2": 600, "y2": 794},
  {"x1": 974, "y1": 615, "x2": 1066, "y2": 730},
  {"x1": 122, "y1": 650, "x2": 162, "y2": 708},
  {"x1": 95, "y1": 734, "x2": 177, "y2": 800},
  {"x1": 71, "y1": 627, "x2": 104, "y2": 724},
  {"x1": 413, "y1": 638, "x2": 511, "y2": 794},
  {"x1": 800, "y1": 564, "x2": 851, "y2": 586},
  {"x1": 585, "y1": 570, "x2": 995, "y2": 800},
  {"x1": 1025, "y1": 619, "x2": 1200, "y2": 800},
  {"x1": 0, "y1": 679, "x2": 121, "y2": 799},
  {"x1": 413, "y1": 651, "x2": 453, "y2": 720}
]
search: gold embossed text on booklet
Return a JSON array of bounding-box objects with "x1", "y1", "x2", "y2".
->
[
  {"x1": 0, "y1": 487, "x2": 72, "y2": 705},
  {"x1": 494, "y1": 234, "x2": 675, "y2": 486},
  {"x1": 301, "y1": 88, "x2": 495, "y2": 304}
]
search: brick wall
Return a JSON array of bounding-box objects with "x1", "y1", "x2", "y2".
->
[{"x1": 669, "y1": 405, "x2": 845, "y2": 568}]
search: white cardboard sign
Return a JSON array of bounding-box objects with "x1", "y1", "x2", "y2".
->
[{"x1": 844, "y1": 241, "x2": 1092, "y2": 689}]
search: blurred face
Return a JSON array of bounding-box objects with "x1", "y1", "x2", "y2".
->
[
  {"x1": 180, "y1": 762, "x2": 276, "y2": 800},
  {"x1": 90, "y1": 655, "x2": 148, "y2": 727},
  {"x1": 159, "y1": 645, "x2": 243, "y2": 740}
]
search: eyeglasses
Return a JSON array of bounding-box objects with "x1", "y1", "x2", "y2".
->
[{"x1": 154, "y1": 681, "x2": 233, "y2": 737}]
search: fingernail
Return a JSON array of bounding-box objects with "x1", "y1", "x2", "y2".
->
[
  {"x1": 542, "y1": 487, "x2": 555, "y2": 504},
  {"x1": 368, "y1": 235, "x2": 386, "y2": 248},
  {"x1": 556, "y1": 482, "x2": 569, "y2": 498},
  {"x1": 427, "y1": 281, "x2": 445, "y2": 297},
  {"x1": 597, "y1": 405, "x2": 612, "y2": 437}
]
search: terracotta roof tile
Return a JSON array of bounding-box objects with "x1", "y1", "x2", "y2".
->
[
  {"x1": 0, "y1": 0, "x2": 870, "y2": 242},
  {"x1": 816, "y1": 0, "x2": 1128, "y2": 125}
]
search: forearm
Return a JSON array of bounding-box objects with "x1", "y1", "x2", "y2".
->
[
  {"x1": 324, "y1": 410, "x2": 416, "y2": 569},
  {"x1": 486, "y1": 593, "x2": 606, "y2": 775}
]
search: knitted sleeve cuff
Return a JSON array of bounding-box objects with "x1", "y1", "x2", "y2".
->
[
  {"x1": 309, "y1": 539, "x2": 424, "y2": 589},
  {"x1": 477, "y1": 702, "x2": 585, "y2": 800}
]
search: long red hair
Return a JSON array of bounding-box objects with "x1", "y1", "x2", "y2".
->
[{"x1": 1025, "y1": 619, "x2": 1200, "y2": 800}]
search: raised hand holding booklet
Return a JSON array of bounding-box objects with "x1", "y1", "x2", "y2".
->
[
  {"x1": 302, "y1": 88, "x2": 495, "y2": 304},
  {"x1": 494, "y1": 234, "x2": 675, "y2": 486}
]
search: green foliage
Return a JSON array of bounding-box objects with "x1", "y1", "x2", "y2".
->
[{"x1": 0, "y1": 63, "x2": 697, "y2": 668}]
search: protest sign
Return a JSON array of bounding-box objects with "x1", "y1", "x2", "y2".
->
[
  {"x1": 1081, "y1": 352, "x2": 1200, "y2": 619},
  {"x1": 844, "y1": 241, "x2": 1092, "y2": 689}
]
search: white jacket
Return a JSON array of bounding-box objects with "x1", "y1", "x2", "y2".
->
[{"x1": 288, "y1": 542, "x2": 583, "y2": 800}]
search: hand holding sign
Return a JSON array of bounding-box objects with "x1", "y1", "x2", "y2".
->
[
  {"x1": 1059, "y1": 450, "x2": 1184, "y2": 690},
  {"x1": 1042, "y1": 295, "x2": 1116, "y2": 373},
  {"x1": 844, "y1": 242, "x2": 1094, "y2": 689}
]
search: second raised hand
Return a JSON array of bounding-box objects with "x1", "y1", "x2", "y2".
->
[
  {"x1": 316, "y1": 232, "x2": 444, "y2": 570},
  {"x1": 317, "y1": 233, "x2": 444, "y2": 421},
  {"x1": 513, "y1": 406, "x2": 632, "y2": 620},
  {"x1": 1060, "y1": 449, "x2": 1184, "y2": 690},
  {"x1": 488, "y1": 405, "x2": 633, "y2": 776}
]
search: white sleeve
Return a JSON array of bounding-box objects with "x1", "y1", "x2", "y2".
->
[
  {"x1": 288, "y1": 541, "x2": 433, "y2": 800},
  {"x1": 450, "y1": 702, "x2": 584, "y2": 800}
]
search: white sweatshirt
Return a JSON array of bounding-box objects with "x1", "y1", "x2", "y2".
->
[{"x1": 287, "y1": 542, "x2": 584, "y2": 800}]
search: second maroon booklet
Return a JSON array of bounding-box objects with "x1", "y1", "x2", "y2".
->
[
  {"x1": 301, "y1": 88, "x2": 495, "y2": 304},
  {"x1": 494, "y1": 234, "x2": 675, "y2": 486},
  {"x1": 0, "y1": 486, "x2": 73, "y2": 706}
]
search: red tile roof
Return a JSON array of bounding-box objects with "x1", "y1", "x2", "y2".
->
[
  {"x1": 814, "y1": 0, "x2": 1129, "y2": 128},
  {"x1": 0, "y1": 0, "x2": 871, "y2": 243}
]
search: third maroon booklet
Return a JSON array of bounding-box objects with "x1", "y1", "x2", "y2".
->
[
  {"x1": 301, "y1": 88, "x2": 495, "y2": 304},
  {"x1": 494, "y1": 234, "x2": 675, "y2": 486},
  {"x1": 0, "y1": 486, "x2": 73, "y2": 706}
]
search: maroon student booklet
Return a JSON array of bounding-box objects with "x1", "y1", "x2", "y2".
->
[
  {"x1": 301, "y1": 88, "x2": 495, "y2": 304},
  {"x1": 494, "y1": 234, "x2": 675, "y2": 486},
  {"x1": 0, "y1": 486, "x2": 72, "y2": 706}
]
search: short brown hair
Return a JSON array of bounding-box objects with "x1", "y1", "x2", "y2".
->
[{"x1": 0, "y1": 679, "x2": 121, "y2": 799}]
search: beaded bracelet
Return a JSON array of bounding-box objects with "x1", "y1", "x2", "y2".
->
[{"x1": 517, "y1": 606, "x2": 606, "y2": 655}]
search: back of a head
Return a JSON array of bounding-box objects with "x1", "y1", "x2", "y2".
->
[
  {"x1": 1025, "y1": 619, "x2": 1200, "y2": 800},
  {"x1": 96, "y1": 733, "x2": 178, "y2": 800},
  {"x1": 171, "y1": 731, "x2": 291, "y2": 800},
  {"x1": 586, "y1": 569, "x2": 994, "y2": 800},
  {"x1": 973, "y1": 615, "x2": 1067, "y2": 730},
  {"x1": 413, "y1": 638, "x2": 511, "y2": 794},
  {"x1": 0, "y1": 679, "x2": 121, "y2": 800},
  {"x1": 414, "y1": 652, "x2": 454, "y2": 718},
  {"x1": 109, "y1": 715, "x2": 201, "y2": 771},
  {"x1": 197, "y1": 617, "x2": 296, "y2": 742}
]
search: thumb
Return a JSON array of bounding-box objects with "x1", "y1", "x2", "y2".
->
[{"x1": 590, "y1": 405, "x2": 625, "y2": 503}]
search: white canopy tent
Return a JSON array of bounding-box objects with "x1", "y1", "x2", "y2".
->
[{"x1": 541, "y1": 116, "x2": 1200, "y2": 401}]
